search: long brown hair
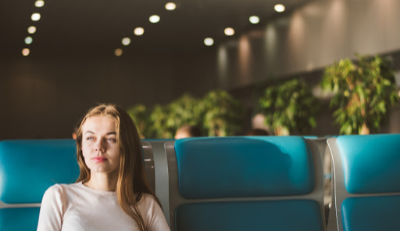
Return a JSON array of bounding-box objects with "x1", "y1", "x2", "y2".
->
[{"x1": 76, "y1": 104, "x2": 154, "y2": 230}]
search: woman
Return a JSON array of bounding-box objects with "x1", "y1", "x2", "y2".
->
[{"x1": 37, "y1": 104, "x2": 169, "y2": 230}]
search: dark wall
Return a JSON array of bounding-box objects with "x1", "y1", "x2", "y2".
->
[
  {"x1": 0, "y1": 50, "x2": 218, "y2": 139},
  {"x1": 215, "y1": 0, "x2": 400, "y2": 90},
  {"x1": 215, "y1": 0, "x2": 400, "y2": 135}
]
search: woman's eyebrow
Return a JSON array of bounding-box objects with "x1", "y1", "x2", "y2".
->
[
  {"x1": 107, "y1": 132, "x2": 117, "y2": 135},
  {"x1": 84, "y1": 131, "x2": 94, "y2": 135}
]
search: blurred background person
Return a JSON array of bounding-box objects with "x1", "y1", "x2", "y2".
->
[{"x1": 174, "y1": 125, "x2": 202, "y2": 139}]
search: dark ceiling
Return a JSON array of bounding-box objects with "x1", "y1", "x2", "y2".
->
[{"x1": 1, "y1": 0, "x2": 311, "y2": 58}]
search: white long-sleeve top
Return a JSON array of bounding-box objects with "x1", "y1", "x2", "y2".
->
[{"x1": 37, "y1": 182, "x2": 170, "y2": 231}]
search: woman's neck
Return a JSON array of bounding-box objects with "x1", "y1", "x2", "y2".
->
[{"x1": 84, "y1": 172, "x2": 118, "y2": 191}]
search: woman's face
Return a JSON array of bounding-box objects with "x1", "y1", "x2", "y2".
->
[{"x1": 81, "y1": 115, "x2": 120, "y2": 174}]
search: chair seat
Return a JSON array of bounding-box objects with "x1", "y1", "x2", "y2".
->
[
  {"x1": 176, "y1": 199, "x2": 323, "y2": 231},
  {"x1": 342, "y1": 195, "x2": 400, "y2": 231}
]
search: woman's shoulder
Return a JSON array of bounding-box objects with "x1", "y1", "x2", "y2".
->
[
  {"x1": 44, "y1": 184, "x2": 63, "y2": 195},
  {"x1": 46, "y1": 182, "x2": 80, "y2": 191},
  {"x1": 138, "y1": 193, "x2": 161, "y2": 211},
  {"x1": 139, "y1": 193, "x2": 158, "y2": 204},
  {"x1": 43, "y1": 183, "x2": 81, "y2": 198},
  {"x1": 138, "y1": 193, "x2": 170, "y2": 230},
  {"x1": 139, "y1": 193, "x2": 155, "y2": 204}
]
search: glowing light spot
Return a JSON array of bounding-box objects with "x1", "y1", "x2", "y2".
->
[
  {"x1": 165, "y1": 2, "x2": 176, "y2": 11},
  {"x1": 224, "y1": 27, "x2": 235, "y2": 36},
  {"x1": 22, "y1": 48, "x2": 30, "y2": 56},
  {"x1": 121, "y1": 37, "x2": 131, "y2": 46},
  {"x1": 249, "y1": 16, "x2": 260, "y2": 24},
  {"x1": 149, "y1": 15, "x2": 160, "y2": 23},
  {"x1": 25, "y1": 36, "x2": 33, "y2": 45},
  {"x1": 274, "y1": 4, "x2": 286, "y2": 13},
  {"x1": 31, "y1": 13, "x2": 41, "y2": 21},
  {"x1": 114, "y1": 48, "x2": 123, "y2": 57},
  {"x1": 133, "y1": 27, "x2": 144, "y2": 36},
  {"x1": 27, "y1": 26, "x2": 37, "y2": 34},
  {"x1": 35, "y1": 0, "x2": 45, "y2": 7},
  {"x1": 204, "y1": 37, "x2": 214, "y2": 46}
]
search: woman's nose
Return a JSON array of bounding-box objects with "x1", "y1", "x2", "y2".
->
[{"x1": 94, "y1": 138, "x2": 106, "y2": 152}]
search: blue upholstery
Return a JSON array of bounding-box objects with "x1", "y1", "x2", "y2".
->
[
  {"x1": 342, "y1": 196, "x2": 400, "y2": 230},
  {"x1": 174, "y1": 136, "x2": 314, "y2": 198},
  {"x1": 172, "y1": 136, "x2": 323, "y2": 230},
  {"x1": 336, "y1": 134, "x2": 400, "y2": 194},
  {"x1": 176, "y1": 200, "x2": 323, "y2": 231},
  {"x1": 0, "y1": 139, "x2": 79, "y2": 203},
  {"x1": 0, "y1": 208, "x2": 40, "y2": 231},
  {"x1": 0, "y1": 139, "x2": 79, "y2": 231},
  {"x1": 330, "y1": 134, "x2": 400, "y2": 230}
]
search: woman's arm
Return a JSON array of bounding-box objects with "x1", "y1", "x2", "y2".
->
[
  {"x1": 37, "y1": 184, "x2": 65, "y2": 231},
  {"x1": 140, "y1": 194, "x2": 170, "y2": 231}
]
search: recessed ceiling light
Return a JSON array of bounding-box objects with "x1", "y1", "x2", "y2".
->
[
  {"x1": 22, "y1": 48, "x2": 30, "y2": 56},
  {"x1": 121, "y1": 37, "x2": 131, "y2": 46},
  {"x1": 35, "y1": 0, "x2": 45, "y2": 8},
  {"x1": 204, "y1": 37, "x2": 214, "y2": 46},
  {"x1": 31, "y1": 13, "x2": 41, "y2": 21},
  {"x1": 133, "y1": 27, "x2": 144, "y2": 36},
  {"x1": 149, "y1": 15, "x2": 160, "y2": 24},
  {"x1": 224, "y1": 27, "x2": 235, "y2": 36},
  {"x1": 25, "y1": 36, "x2": 33, "y2": 45},
  {"x1": 165, "y1": 2, "x2": 176, "y2": 11},
  {"x1": 249, "y1": 16, "x2": 260, "y2": 24},
  {"x1": 274, "y1": 4, "x2": 285, "y2": 13},
  {"x1": 27, "y1": 26, "x2": 37, "y2": 34},
  {"x1": 114, "y1": 48, "x2": 123, "y2": 57}
]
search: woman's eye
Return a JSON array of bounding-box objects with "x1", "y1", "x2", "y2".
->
[
  {"x1": 86, "y1": 136, "x2": 95, "y2": 141},
  {"x1": 107, "y1": 138, "x2": 117, "y2": 143}
]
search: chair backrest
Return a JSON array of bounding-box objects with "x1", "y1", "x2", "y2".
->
[
  {"x1": 328, "y1": 134, "x2": 400, "y2": 230},
  {"x1": 0, "y1": 139, "x2": 79, "y2": 230},
  {"x1": 141, "y1": 139, "x2": 174, "y2": 224},
  {"x1": 166, "y1": 136, "x2": 325, "y2": 230},
  {"x1": 0, "y1": 139, "x2": 163, "y2": 230}
]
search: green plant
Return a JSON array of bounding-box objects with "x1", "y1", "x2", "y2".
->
[
  {"x1": 259, "y1": 79, "x2": 319, "y2": 135},
  {"x1": 165, "y1": 94, "x2": 203, "y2": 135},
  {"x1": 148, "y1": 104, "x2": 173, "y2": 138},
  {"x1": 201, "y1": 90, "x2": 243, "y2": 136},
  {"x1": 321, "y1": 55, "x2": 399, "y2": 134},
  {"x1": 131, "y1": 91, "x2": 244, "y2": 139},
  {"x1": 146, "y1": 94, "x2": 203, "y2": 139},
  {"x1": 127, "y1": 104, "x2": 149, "y2": 138}
]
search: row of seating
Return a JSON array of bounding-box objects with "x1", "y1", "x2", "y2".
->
[{"x1": 0, "y1": 134, "x2": 399, "y2": 230}]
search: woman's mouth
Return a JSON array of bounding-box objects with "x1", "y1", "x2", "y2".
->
[{"x1": 92, "y1": 157, "x2": 107, "y2": 163}]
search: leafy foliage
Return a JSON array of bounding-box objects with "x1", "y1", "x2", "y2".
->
[
  {"x1": 165, "y1": 94, "x2": 203, "y2": 132},
  {"x1": 321, "y1": 55, "x2": 399, "y2": 134},
  {"x1": 148, "y1": 104, "x2": 173, "y2": 138},
  {"x1": 127, "y1": 91, "x2": 243, "y2": 138},
  {"x1": 127, "y1": 104, "x2": 148, "y2": 138},
  {"x1": 201, "y1": 90, "x2": 243, "y2": 136},
  {"x1": 259, "y1": 79, "x2": 319, "y2": 135}
]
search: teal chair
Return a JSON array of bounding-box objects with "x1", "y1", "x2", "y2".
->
[
  {"x1": 166, "y1": 136, "x2": 326, "y2": 230},
  {"x1": 0, "y1": 139, "x2": 162, "y2": 230},
  {"x1": 328, "y1": 134, "x2": 400, "y2": 230},
  {"x1": 141, "y1": 139, "x2": 174, "y2": 224},
  {"x1": 0, "y1": 139, "x2": 79, "y2": 230}
]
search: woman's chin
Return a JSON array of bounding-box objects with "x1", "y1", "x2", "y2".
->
[{"x1": 90, "y1": 166, "x2": 113, "y2": 173}]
